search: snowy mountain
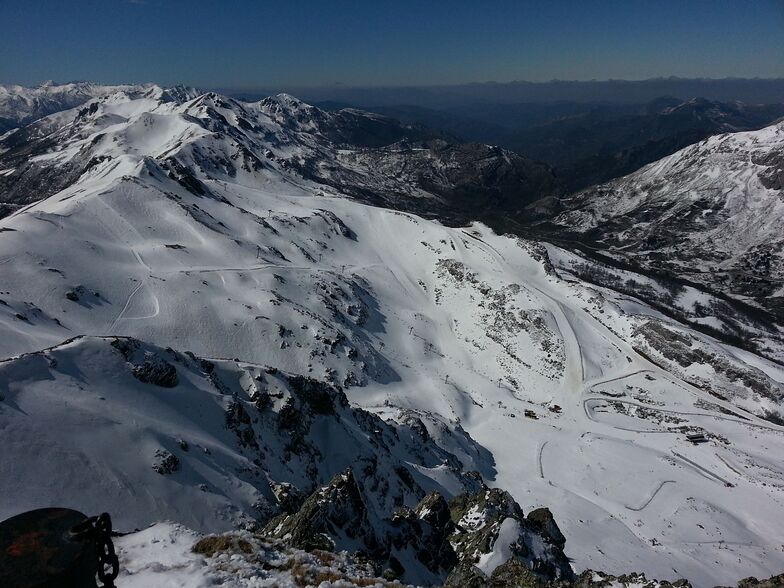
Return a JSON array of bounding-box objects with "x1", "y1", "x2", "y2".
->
[
  {"x1": 503, "y1": 97, "x2": 784, "y2": 193},
  {"x1": 0, "y1": 81, "x2": 165, "y2": 133},
  {"x1": 0, "y1": 85, "x2": 557, "y2": 224},
  {"x1": 1, "y1": 85, "x2": 784, "y2": 586},
  {"x1": 539, "y1": 122, "x2": 784, "y2": 341}
]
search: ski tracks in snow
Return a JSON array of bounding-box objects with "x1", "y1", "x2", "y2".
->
[{"x1": 624, "y1": 480, "x2": 676, "y2": 511}]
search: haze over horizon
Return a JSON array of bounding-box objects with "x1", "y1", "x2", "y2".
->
[{"x1": 1, "y1": 0, "x2": 783, "y2": 90}]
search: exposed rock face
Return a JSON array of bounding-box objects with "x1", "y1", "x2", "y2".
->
[
  {"x1": 387, "y1": 491, "x2": 459, "y2": 581},
  {"x1": 572, "y1": 569, "x2": 693, "y2": 588},
  {"x1": 270, "y1": 482, "x2": 305, "y2": 515},
  {"x1": 732, "y1": 575, "x2": 784, "y2": 588},
  {"x1": 263, "y1": 469, "x2": 575, "y2": 586},
  {"x1": 131, "y1": 352, "x2": 179, "y2": 388},
  {"x1": 263, "y1": 468, "x2": 378, "y2": 553},
  {"x1": 445, "y1": 561, "x2": 493, "y2": 587},
  {"x1": 224, "y1": 397, "x2": 257, "y2": 449},
  {"x1": 448, "y1": 487, "x2": 574, "y2": 584},
  {"x1": 526, "y1": 507, "x2": 566, "y2": 549},
  {"x1": 152, "y1": 449, "x2": 180, "y2": 475},
  {"x1": 110, "y1": 338, "x2": 180, "y2": 387}
]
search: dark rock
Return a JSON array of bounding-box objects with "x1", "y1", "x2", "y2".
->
[
  {"x1": 286, "y1": 374, "x2": 344, "y2": 415},
  {"x1": 736, "y1": 575, "x2": 784, "y2": 588},
  {"x1": 262, "y1": 468, "x2": 378, "y2": 554},
  {"x1": 449, "y1": 486, "x2": 574, "y2": 583},
  {"x1": 387, "y1": 492, "x2": 458, "y2": 579},
  {"x1": 131, "y1": 352, "x2": 179, "y2": 387},
  {"x1": 110, "y1": 338, "x2": 138, "y2": 361},
  {"x1": 415, "y1": 491, "x2": 452, "y2": 531},
  {"x1": 270, "y1": 481, "x2": 306, "y2": 514},
  {"x1": 225, "y1": 397, "x2": 258, "y2": 449},
  {"x1": 526, "y1": 507, "x2": 566, "y2": 549},
  {"x1": 152, "y1": 449, "x2": 180, "y2": 475},
  {"x1": 445, "y1": 562, "x2": 489, "y2": 587}
]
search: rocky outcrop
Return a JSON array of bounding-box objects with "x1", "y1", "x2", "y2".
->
[
  {"x1": 110, "y1": 338, "x2": 180, "y2": 387},
  {"x1": 387, "y1": 491, "x2": 459, "y2": 581},
  {"x1": 131, "y1": 352, "x2": 179, "y2": 388},
  {"x1": 270, "y1": 482, "x2": 306, "y2": 515},
  {"x1": 176, "y1": 522, "x2": 784, "y2": 588},
  {"x1": 263, "y1": 468, "x2": 378, "y2": 553},
  {"x1": 449, "y1": 487, "x2": 574, "y2": 584},
  {"x1": 262, "y1": 469, "x2": 575, "y2": 586},
  {"x1": 526, "y1": 507, "x2": 566, "y2": 549},
  {"x1": 733, "y1": 575, "x2": 784, "y2": 588},
  {"x1": 573, "y1": 569, "x2": 692, "y2": 588},
  {"x1": 260, "y1": 472, "x2": 723, "y2": 586},
  {"x1": 152, "y1": 449, "x2": 180, "y2": 475}
]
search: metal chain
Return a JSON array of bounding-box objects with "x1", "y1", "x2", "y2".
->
[{"x1": 71, "y1": 513, "x2": 119, "y2": 587}]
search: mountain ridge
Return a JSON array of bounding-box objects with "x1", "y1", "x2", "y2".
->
[{"x1": 539, "y1": 120, "x2": 784, "y2": 330}]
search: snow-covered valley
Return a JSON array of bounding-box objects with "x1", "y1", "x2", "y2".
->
[{"x1": 1, "y1": 86, "x2": 784, "y2": 586}]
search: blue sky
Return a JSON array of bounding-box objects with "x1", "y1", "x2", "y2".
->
[{"x1": 1, "y1": 0, "x2": 782, "y2": 89}]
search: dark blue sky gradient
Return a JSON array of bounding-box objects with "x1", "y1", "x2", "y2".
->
[{"x1": 1, "y1": 0, "x2": 782, "y2": 89}]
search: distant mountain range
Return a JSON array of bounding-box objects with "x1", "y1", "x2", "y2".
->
[
  {"x1": 0, "y1": 81, "x2": 160, "y2": 133},
  {"x1": 315, "y1": 96, "x2": 784, "y2": 194},
  {"x1": 230, "y1": 77, "x2": 784, "y2": 108}
]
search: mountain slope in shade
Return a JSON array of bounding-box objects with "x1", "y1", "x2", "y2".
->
[
  {"x1": 0, "y1": 87, "x2": 784, "y2": 585},
  {"x1": 316, "y1": 97, "x2": 784, "y2": 195},
  {"x1": 0, "y1": 336, "x2": 486, "y2": 531}
]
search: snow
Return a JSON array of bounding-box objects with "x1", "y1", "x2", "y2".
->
[
  {"x1": 0, "y1": 82, "x2": 167, "y2": 127},
  {"x1": 1, "y1": 88, "x2": 784, "y2": 586},
  {"x1": 116, "y1": 524, "x2": 210, "y2": 588},
  {"x1": 476, "y1": 517, "x2": 521, "y2": 575},
  {"x1": 115, "y1": 523, "x2": 402, "y2": 587},
  {"x1": 458, "y1": 504, "x2": 488, "y2": 531}
]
